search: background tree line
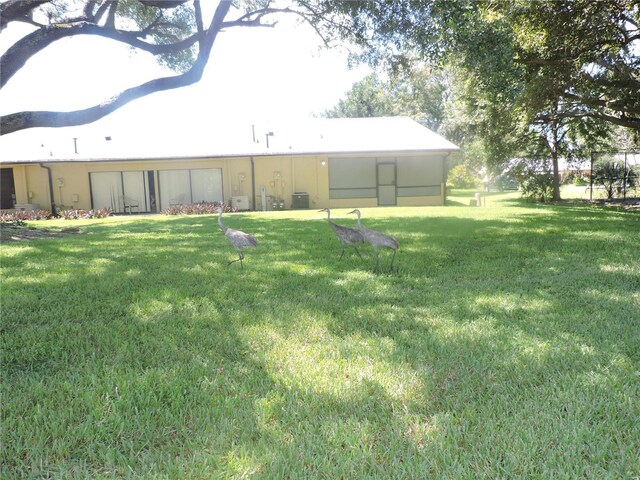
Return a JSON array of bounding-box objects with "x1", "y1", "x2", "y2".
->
[
  {"x1": 2, "y1": 1, "x2": 638, "y2": 200},
  {"x1": 322, "y1": 0, "x2": 640, "y2": 201}
]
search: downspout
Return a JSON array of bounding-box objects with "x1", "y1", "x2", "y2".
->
[
  {"x1": 38, "y1": 163, "x2": 57, "y2": 216},
  {"x1": 250, "y1": 156, "x2": 256, "y2": 211}
]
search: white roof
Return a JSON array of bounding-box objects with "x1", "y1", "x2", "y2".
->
[{"x1": 0, "y1": 116, "x2": 458, "y2": 163}]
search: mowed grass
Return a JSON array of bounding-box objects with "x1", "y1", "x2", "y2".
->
[{"x1": 2, "y1": 194, "x2": 639, "y2": 478}]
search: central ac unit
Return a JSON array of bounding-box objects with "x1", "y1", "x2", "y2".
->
[{"x1": 231, "y1": 195, "x2": 250, "y2": 211}]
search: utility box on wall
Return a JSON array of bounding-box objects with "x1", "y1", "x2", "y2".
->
[
  {"x1": 292, "y1": 192, "x2": 309, "y2": 209},
  {"x1": 231, "y1": 196, "x2": 250, "y2": 211}
]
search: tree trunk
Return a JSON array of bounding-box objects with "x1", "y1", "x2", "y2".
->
[{"x1": 551, "y1": 120, "x2": 561, "y2": 201}]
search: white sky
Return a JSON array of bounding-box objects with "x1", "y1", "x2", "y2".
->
[{"x1": 0, "y1": 5, "x2": 371, "y2": 157}]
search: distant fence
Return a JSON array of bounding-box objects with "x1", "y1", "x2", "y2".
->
[{"x1": 589, "y1": 151, "x2": 639, "y2": 201}]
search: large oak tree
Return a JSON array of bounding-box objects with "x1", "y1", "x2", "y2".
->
[{"x1": 0, "y1": 0, "x2": 351, "y2": 135}]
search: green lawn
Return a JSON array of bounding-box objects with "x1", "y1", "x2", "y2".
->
[{"x1": 2, "y1": 194, "x2": 639, "y2": 478}]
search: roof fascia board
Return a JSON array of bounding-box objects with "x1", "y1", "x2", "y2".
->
[{"x1": 0, "y1": 148, "x2": 459, "y2": 165}]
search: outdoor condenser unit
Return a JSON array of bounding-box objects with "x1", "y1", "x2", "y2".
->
[{"x1": 231, "y1": 195, "x2": 250, "y2": 211}]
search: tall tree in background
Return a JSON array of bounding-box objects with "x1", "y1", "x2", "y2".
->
[
  {"x1": 321, "y1": 0, "x2": 639, "y2": 200},
  {"x1": 321, "y1": 0, "x2": 639, "y2": 130},
  {"x1": 505, "y1": 0, "x2": 639, "y2": 199},
  {"x1": 324, "y1": 74, "x2": 394, "y2": 120},
  {"x1": 324, "y1": 66, "x2": 446, "y2": 131}
]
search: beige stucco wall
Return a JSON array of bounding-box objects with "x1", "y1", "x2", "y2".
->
[
  {"x1": 329, "y1": 198, "x2": 379, "y2": 209},
  {"x1": 2, "y1": 165, "x2": 51, "y2": 210},
  {"x1": 397, "y1": 194, "x2": 444, "y2": 207},
  {"x1": 10, "y1": 158, "x2": 239, "y2": 211},
  {"x1": 4, "y1": 151, "x2": 447, "y2": 213},
  {"x1": 252, "y1": 155, "x2": 328, "y2": 210}
]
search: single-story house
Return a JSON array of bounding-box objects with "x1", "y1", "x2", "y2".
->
[{"x1": 0, "y1": 117, "x2": 459, "y2": 213}]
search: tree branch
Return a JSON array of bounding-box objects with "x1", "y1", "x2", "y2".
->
[
  {"x1": 138, "y1": 0, "x2": 190, "y2": 8},
  {"x1": 104, "y1": 0, "x2": 118, "y2": 29},
  {"x1": 0, "y1": 0, "x2": 233, "y2": 135},
  {"x1": 83, "y1": 0, "x2": 99, "y2": 22},
  {"x1": 563, "y1": 91, "x2": 640, "y2": 116},
  {"x1": 93, "y1": 1, "x2": 113, "y2": 25},
  {"x1": 0, "y1": 22, "x2": 200, "y2": 89},
  {"x1": 221, "y1": 4, "x2": 333, "y2": 47},
  {"x1": 0, "y1": 0, "x2": 49, "y2": 31},
  {"x1": 536, "y1": 108, "x2": 640, "y2": 130}
]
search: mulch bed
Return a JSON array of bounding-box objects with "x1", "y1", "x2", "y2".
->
[{"x1": 0, "y1": 224, "x2": 82, "y2": 243}]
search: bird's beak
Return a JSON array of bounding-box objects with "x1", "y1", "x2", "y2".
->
[{"x1": 347, "y1": 210, "x2": 356, "y2": 214}]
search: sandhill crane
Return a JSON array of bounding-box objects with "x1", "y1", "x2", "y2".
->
[
  {"x1": 216, "y1": 208, "x2": 258, "y2": 268},
  {"x1": 320, "y1": 208, "x2": 365, "y2": 260},
  {"x1": 348, "y1": 209, "x2": 399, "y2": 272}
]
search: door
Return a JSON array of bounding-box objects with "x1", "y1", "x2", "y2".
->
[
  {"x1": 157, "y1": 168, "x2": 223, "y2": 211},
  {"x1": 90, "y1": 171, "x2": 151, "y2": 213},
  {"x1": 377, "y1": 163, "x2": 396, "y2": 206},
  {"x1": 90, "y1": 172, "x2": 124, "y2": 212},
  {"x1": 0, "y1": 168, "x2": 16, "y2": 209}
]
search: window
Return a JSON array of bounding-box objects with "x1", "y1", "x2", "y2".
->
[
  {"x1": 396, "y1": 156, "x2": 443, "y2": 197},
  {"x1": 90, "y1": 171, "x2": 152, "y2": 213},
  {"x1": 328, "y1": 157, "x2": 377, "y2": 199},
  {"x1": 158, "y1": 168, "x2": 223, "y2": 211}
]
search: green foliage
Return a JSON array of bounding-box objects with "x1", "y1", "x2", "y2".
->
[
  {"x1": 324, "y1": 67, "x2": 446, "y2": 131},
  {"x1": 591, "y1": 160, "x2": 639, "y2": 200},
  {"x1": 447, "y1": 163, "x2": 478, "y2": 189},
  {"x1": 563, "y1": 172, "x2": 589, "y2": 187},
  {"x1": 326, "y1": 0, "x2": 638, "y2": 194},
  {"x1": 519, "y1": 173, "x2": 555, "y2": 202},
  {"x1": 508, "y1": 0, "x2": 639, "y2": 128},
  {"x1": 324, "y1": 74, "x2": 394, "y2": 119},
  {"x1": 119, "y1": 0, "x2": 196, "y2": 72},
  {"x1": 36, "y1": 0, "x2": 197, "y2": 73}
]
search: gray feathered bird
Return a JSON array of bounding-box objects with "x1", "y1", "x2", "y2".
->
[
  {"x1": 217, "y1": 208, "x2": 258, "y2": 268},
  {"x1": 320, "y1": 208, "x2": 364, "y2": 260},
  {"x1": 348, "y1": 209, "x2": 399, "y2": 272}
]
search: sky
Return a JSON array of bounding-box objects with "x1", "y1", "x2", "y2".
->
[{"x1": 0, "y1": 4, "x2": 371, "y2": 158}]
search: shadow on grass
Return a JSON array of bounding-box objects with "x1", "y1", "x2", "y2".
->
[{"x1": 2, "y1": 204, "x2": 639, "y2": 476}]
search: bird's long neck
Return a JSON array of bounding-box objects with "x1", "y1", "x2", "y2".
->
[
  {"x1": 355, "y1": 211, "x2": 363, "y2": 228},
  {"x1": 325, "y1": 209, "x2": 331, "y2": 222},
  {"x1": 217, "y1": 211, "x2": 227, "y2": 232}
]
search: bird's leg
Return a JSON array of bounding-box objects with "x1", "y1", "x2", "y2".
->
[
  {"x1": 389, "y1": 250, "x2": 397, "y2": 272},
  {"x1": 227, "y1": 251, "x2": 244, "y2": 267},
  {"x1": 354, "y1": 246, "x2": 364, "y2": 260},
  {"x1": 338, "y1": 246, "x2": 346, "y2": 260},
  {"x1": 373, "y1": 251, "x2": 380, "y2": 273}
]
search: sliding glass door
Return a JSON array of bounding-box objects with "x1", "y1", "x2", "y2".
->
[
  {"x1": 90, "y1": 168, "x2": 222, "y2": 213},
  {"x1": 158, "y1": 168, "x2": 223, "y2": 211},
  {"x1": 90, "y1": 170, "x2": 154, "y2": 213}
]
